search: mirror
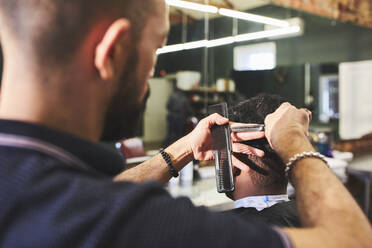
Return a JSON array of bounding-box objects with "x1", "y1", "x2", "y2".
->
[{"x1": 150, "y1": 2, "x2": 372, "y2": 144}]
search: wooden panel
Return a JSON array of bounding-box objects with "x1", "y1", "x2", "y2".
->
[
  {"x1": 168, "y1": 0, "x2": 271, "y2": 23},
  {"x1": 271, "y1": 0, "x2": 372, "y2": 28}
]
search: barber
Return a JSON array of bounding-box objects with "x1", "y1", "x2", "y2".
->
[{"x1": 0, "y1": 0, "x2": 371, "y2": 247}]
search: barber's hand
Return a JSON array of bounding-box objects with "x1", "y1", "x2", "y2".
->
[
  {"x1": 186, "y1": 114, "x2": 265, "y2": 162},
  {"x1": 229, "y1": 122, "x2": 265, "y2": 172},
  {"x1": 264, "y1": 102, "x2": 312, "y2": 153}
]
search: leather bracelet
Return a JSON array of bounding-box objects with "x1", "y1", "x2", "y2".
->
[
  {"x1": 159, "y1": 148, "x2": 179, "y2": 178},
  {"x1": 285, "y1": 151, "x2": 329, "y2": 178}
]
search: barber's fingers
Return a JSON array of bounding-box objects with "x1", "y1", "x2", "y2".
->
[
  {"x1": 232, "y1": 142, "x2": 264, "y2": 157},
  {"x1": 275, "y1": 102, "x2": 291, "y2": 113},
  {"x1": 299, "y1": 108, "x2": 312, "y2": 136},
  {"x1": 231, "y1": 131, "x2": 265, "y2": 143},
  {"x1": 300, "y1": 108, "x2": 312, "y2": 121},
  {"x1": 232, "y1": 155, "x2": 249, "y2": 172},
  {"x1": 230, "y1": 121, "x2": 265, "y2": 141},
  {"x1": 265, "y1": 103, "x2": 311, "y2": 150},
  {"x1": 201, "y1": 113, "x2": 229, "y2": 129},
  {"x1": 296, "y1": 107, "x2": 312, "y2": 128},
  {"x1": 266, "y1": 103, "x2": 310, "y2": 124}
]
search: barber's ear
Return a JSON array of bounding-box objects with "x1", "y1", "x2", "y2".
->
[{"x1": 95, "y1": 19, "x2": 131, "y2": 80}]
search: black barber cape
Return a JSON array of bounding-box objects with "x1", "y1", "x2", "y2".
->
[
  {"x1": 0, "y1": 120, "x2": 291, "y2": 248},
  {"x1": 229, "y1": 200, "x2": 300, "y2": 228}
]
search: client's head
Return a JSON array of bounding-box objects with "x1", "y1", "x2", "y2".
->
[{"x1": 227, "y1": 93, "x2": 287, "y2": 200}]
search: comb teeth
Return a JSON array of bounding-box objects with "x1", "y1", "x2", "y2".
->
[
  {"x1": 219, "y1": 164, "x2": 226, "y2": 188},
  {"x1": 220, "y1": 152, "x2": 232, "y2": 190},
  {"x1": 218, "y1": 152, "x2": 225, "y2": 187}
]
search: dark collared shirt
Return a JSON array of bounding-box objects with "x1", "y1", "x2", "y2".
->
[
  {"x1": 229, "y1": 200, "x2": 300, "y2": 228},
  {"x1": 0, "y1": 120, "x2": 291, "y2": 248}
]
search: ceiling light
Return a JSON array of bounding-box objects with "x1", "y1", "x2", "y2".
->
[
  {"x1": 156, "y1": 43, "x2": 185, "y2": 54},
  {"x1": 166, "y1": 1, "x2": 288, "y2": 27},
  {"x1": 207, "y1": 37, "x2": 235, "y2": 48},
  {"x1": 157, "y1": 26, "x2": 302, "y2": 55},
  {"x1": 156, "y1": 40, "x2": 208, "y2": 55},
  {"x1": 219, "y1": 8, "x2": 289, "y2": 27},
  {"x1": 166, "y1": 0, "x2": 218, "y2": 14},
  {"x1": 183, "y1": 40, "x2": 208, "y2": 50},
  {"x1": 234, "y1": 26, "x2": 301, "y2": 42}
]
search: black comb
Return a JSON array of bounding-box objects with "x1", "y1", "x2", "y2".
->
[{"x1": 208, "y1": 102, "x2": 234, "y2": 193}]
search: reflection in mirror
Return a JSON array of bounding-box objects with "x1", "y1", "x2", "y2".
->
[{"x1": 155, "y1": 2, "x2": 372, "y2": 127}]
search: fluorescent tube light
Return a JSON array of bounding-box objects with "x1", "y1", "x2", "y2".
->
[
  {"x1": 156, "y1": 43, "x2": 185, "y2": 54},
  {"x1": 166, "y1": 0, "x2": 218, "y2": 14},
  {"x1": 219, "y1": 8, "x2": 289, "y2": 27},
  {"x1": 166, "y1": 1, "x2": 290, "y2": 27},
  {"x1": 156, "y1": 26, "x2": 301, "y2": 55},
  {"x1": 207, "y1": 37, "x2": 234, "y2": 48},
  {"x1": 183, "y1": 40, "x2": 208, "y2": 50},
  {"x1": 156, "y1": 40, "x2": 208, "y2": 55},
  {"x1": 234, "y1": 26, "x2": 301, "y2": 42}
]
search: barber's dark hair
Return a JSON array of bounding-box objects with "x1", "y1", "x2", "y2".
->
[
  {"x1": 0, "y1": 0, "x2": 155, "y2": 67},
  {"x1": 228, "y1": 93, "x2": 287, "y2": 191}
]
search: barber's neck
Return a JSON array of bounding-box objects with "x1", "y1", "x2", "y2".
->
[{"x1": 0, "y1": 58, "x2": 109, "y2": 143}]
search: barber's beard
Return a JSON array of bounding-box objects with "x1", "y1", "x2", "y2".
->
[{"x1": 100, "y1": 49, "x2": 150, "y2": 142}]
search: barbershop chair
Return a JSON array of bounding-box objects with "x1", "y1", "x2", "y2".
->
[
  {"x1": 346, "y1": 168, "x2": 372, "y2": 222},
  {"x1": 117, "y1": 138, "x2": 152, "y2": 168}
]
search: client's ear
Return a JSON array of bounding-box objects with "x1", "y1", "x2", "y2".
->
[{"x1": 94, "y1": 18, "x2": 131, "y2": 81}]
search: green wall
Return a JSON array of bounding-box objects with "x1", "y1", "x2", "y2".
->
[
  {"x1": 155, "y1": 5, "x2": 372, "y2": 121},
  {"x1": 157, "y1": 5, "x2": 372, "y2": 80},
  {"x1": 207, "y1": 5, "x2": 372, "y2": 80}
]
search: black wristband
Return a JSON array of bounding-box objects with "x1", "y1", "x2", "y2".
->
[{"x1": 159, "y1": 148, "x2": 179, "y2": 178}]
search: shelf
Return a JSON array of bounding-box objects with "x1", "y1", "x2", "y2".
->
[{"x1": 181, "y1": 88, "x2": 234, "y2": 94}]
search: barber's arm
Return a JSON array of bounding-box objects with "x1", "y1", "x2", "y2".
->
[
  {"x1": 114, "y1": 113, "x2": 264, "y2": 183},
  {"x1": 265, "y1": 103, "x2": 372, "y2": 247}
]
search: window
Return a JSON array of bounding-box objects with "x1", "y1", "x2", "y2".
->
[
  {"x1": 234, "y1": 42, "x2": 276, "y2": 71},
  {"x1": 339, "y1": 60, "x2": 372, "y2": 139},
  {"x1": 319, "y1": 75, "x2": 339, "y2": 123}
]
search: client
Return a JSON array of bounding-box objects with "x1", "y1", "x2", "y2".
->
[{"x1": 226, "y1": 93, "x2": 300, "y2": 227}]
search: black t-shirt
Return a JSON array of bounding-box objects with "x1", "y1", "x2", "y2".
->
[
  {"x1": 0, "y1": 120, "x2": 292, "y2": 248},
  {"x1": 228, "y1": 200, "x2": 300, "y2": 227}
]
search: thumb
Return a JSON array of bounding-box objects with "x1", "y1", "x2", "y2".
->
[{"x1": 205, "y1": 113, "x2": 229, "y2": 128}]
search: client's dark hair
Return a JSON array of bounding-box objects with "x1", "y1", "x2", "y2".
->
[{"x1": 228, "y1": 93, "x2": 287, "y2": 191}]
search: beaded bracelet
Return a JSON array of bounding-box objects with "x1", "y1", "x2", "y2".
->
[
  {"x1": 285, "y1": 151, "x2": 329, "y2": 178},
  {"x1": 159, "y1": 148, "x2": 179, "y2": 178}
]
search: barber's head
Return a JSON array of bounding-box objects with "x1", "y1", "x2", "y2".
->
[
  {"x1": 227, "y1": 93, "x2": 287, "y2": 200},
  {"x1": 0, "y1": 0, "x2": 169, "y2": 141}
]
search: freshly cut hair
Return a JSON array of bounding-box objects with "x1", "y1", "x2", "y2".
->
[{"x1": 228, "y1": 93, "x2": 287, "y2": 190}]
